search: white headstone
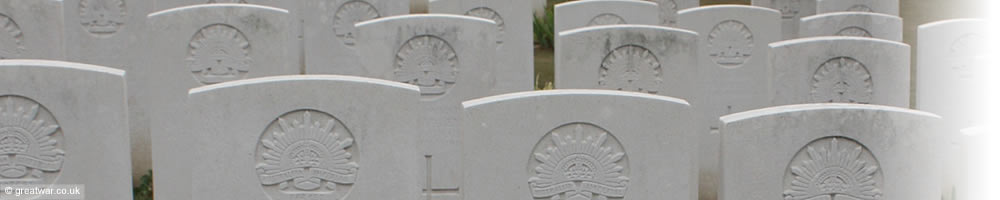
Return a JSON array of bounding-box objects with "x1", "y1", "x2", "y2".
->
[
  {"x1": 355, "y1": 14, "x2": 497, "y2": 200},
  {"x1": 555, "y1": 25, "x2": 698, "y2": 101},
  {"x1": 800, "y1": 12, "x2": 903, "y2": 42},
  {"x1": 462, "y1": 89, "x2": 697, "y2": 200},
  {"x1": 768, "y1": 37, "x2": 910, "y2": 108},
  {"x1": 144, "y1": 4, "x2": 299, "y2": 200},
  {"x1": 644, "y1": 0, "x2": 699, "y2": 26},
  {"x1": 61, "y1": 0, "x2": 155, "y2": 185},
  {"x1": 916, "y1": 19, "x2": 992, "y2": 200},
  {"x1": 720, "y1": 104, "x2": 944, "y2": 200},
  {"x1": 154, "y1": 0, "x2": 295, "y2": 11},
  {"x1": 303, "y1": 0, "x2": 408, "y2": 76},
  {"x1": 816, "y1": 0, "x2": 898, "y2": 16},
  {"x1": 752, "y1": 0, "x2": 816, "y2": 39},
  {"x1": 0, "y1": 60, "x2": 130, "y2": 199},
  {"x1": 186, "y1": 75, "x2": 421, "y2": 200},
  {"x1": 0, "y1": 0, "x2": 64, "y2": 60},
  {"x1": 553, "y1": 0, "x2": 659, "y2": 34},
  {"x1": 959, "y1": 126, "x2": 998, "y2": 200},
  {"x1": 428, "y1": 0, "x2": 534, "y2": 94},
  {"x1": 676, "y1": 5, "x2": 781, "y2": 200}
]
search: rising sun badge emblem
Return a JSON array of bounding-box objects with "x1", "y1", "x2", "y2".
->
[
  {"x1": 256, "y1": 110, "x2": 358, "y2": 200},
  {"x1": 784, "y1": 137, "x2": 882, "y2": 200},
  {"x1": 529, "y1": 123, "x2": 629, "y2": 200}
]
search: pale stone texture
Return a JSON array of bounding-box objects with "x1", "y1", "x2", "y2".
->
[
  {"x1": 752, "y1": 0, "x2": 816, "y2": 40},
  {"x1": 60, "y1": 0, "x2": 154, "y2": 186},
  {"x1": 154, "y1": 0, "x2": 296, "y2": 11},
  {"x1": 144, "y1": 4, "x2": 298, "y2": 200},
  {"x1": 428, "y1": 0, "x2": 534, "y2": 94},
  {"x1": 676, "y1": 5, "x2": 780, "y2": 200},
  {"x1": 355, "y1": 14, "x2": 497, "y2": 200},
  {"x1": 816, "y1": 0, "x2": 899, "y2": 16},
  {"x1": 916, "y1": 19, "x2": 991, "y2": 200},
  {"x1": 0, "y1": 60, "x2": 130, "y2": 199},
  {"x1": 0, "y1": 0, "x2": 64, "y2": 60},
  {"x1": 643, "y1": 0, "x2": 700, "y2": 26},
  {"x1": 768, "y1": 37, "x2": 910, "y2": 108},
  {"x1": 555, "y1": 24, "x2": 698, "y2": 101},
  {"x1": 462, "y1": 89, "x2": 697, "y2": 200},
  {"x1": 720, "y1": 104, "x2": 944, "y2": 200},
  {"x1": 959, "y1": 126, "x2": 997, "y2": 200},
  {"x1": 553, "y1": 0, "x2": 659, "y2": 34},
  {"x1": 303, "y1": 0, "x2": 408, "y2": 76},
  {"x1": 800, "y1": 12, "x2": 903, "y2": 42},
  {"x1": 186, "y1": 75, "x2": 421, "y2": 200}
]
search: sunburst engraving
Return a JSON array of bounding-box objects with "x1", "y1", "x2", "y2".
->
[
  {"x1": 0, "y1": 95, "x2": 64, "y2": 186},
  {"x1": 708, "y1": 20, "x2": 754, "y2": 68},
  {"x1": 466, "y1": 7, "x2": 504, "y2": 46},
  {"x1": 0, "y1": 13, "x2": 25, "y2": 59},
  {"x1": 846, "y1": 4, "x2": 873, "y2": 12},
  {"x1": 949, "y1": 33, "x2": 984, "y2": 79},
  {"x1": 810, "y1": 57, "x2": 873, "y2": 104},
  {"x1": 186, "y1": 24, "x2": 252, "y2": 85},
  {"x1": 784, "y1": 137, "x2": 883, "y2": 200},
  {"x1": 648, "y1": 0, "x2": 678, "y2": 25},
  {"x1": 529, "y1": 123, "x2": 629, "y2": 200},
  {"x1": 773, "y1": 0, "x2": 801, "y2": 19},
  {"x1": 599, "y1": 45, "x2": 662, "y2": 94},
  {"x1": 79, "y1": 0, "x2": 126, "y2": 37},
  {"x1": 333, "y1": 1, "x2": 380, "y2": 47},
  {"x1": 835, "y1": 27, "x2": 872, "y2": 38},
  {"x1": 587, "y1": 14, "x2": 626, "y2": 26},
  {"x1": 394, "y1": 35, "x2": 458, "y2": 99},
  {"x1": 256, "y1": 110, "x2": 358, "y2": 200}
]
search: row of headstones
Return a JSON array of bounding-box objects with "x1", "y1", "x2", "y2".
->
[
  {"x1": 0, "y1": 60, "x2": 954, "y2": 200},
  {"x1": 0, "y1": 0, "x2": 536, "y2": 190},
  {"x1": 550, "y1": 1, "x2": 990, "y2": 200}
]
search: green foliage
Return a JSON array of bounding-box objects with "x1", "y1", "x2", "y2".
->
[
  {"x1": 532, "y1": 8, "x2": 556, "y2": 49},
  {"x1": 133, "y1": 170, "x2": 153, "y2": 200}
]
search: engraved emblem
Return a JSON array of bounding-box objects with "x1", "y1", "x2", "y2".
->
[
  {"x1": 846, "y1": 4, "x2": 873, "y2": 12},
  {"x1": 0, "y1": 96, "x2": 64, "y2": 186},
  {"x1": 256, "y1": 110, "x2": 358, "y2": 200},
  {"x1": 79, "y1": 0, "x2": 127, "y2": 37},
  {"x1": 773, "y1": 0, "x2": 801, "y2": 19},
  {"x1": 836, "y1": 27, "x2": 872, "y2": 38},
  {"x1": 650, "y1": 0, "x2": 678, "y2": 25},
  {"x1": 466, "y1": 7, "x2": 504, "y2": 46},
  {"x1": 708, "y1": 20, "x2": 754, "y2": 68},
  {"x1": 394, "y1": 35, "x2": 458, "y2": 99},
  {"x1": 208, "y1": 0, "x2": 248, "y2": 3},
  {"x1": 588, "y1": 14, "x2": 626, "y2": 26},
  {"x1": 0, "y1": 13, "x2": 25, "y2": 59},
  {"x1": 810, "y1": 57, "x2": 873, "y2": 104},
  {"x1": 333, "y1": 1, "x2": 380, "y2": 47},
  {"x1": 949, "y1": 34, "x2": 984, "y2": 79},
  {"x1": 599, "y1": 45, "x2": 662, "y2": 94},
  {"x1": 186, "y1": 24, "x2": 252, "y2": 85},
  {"x1": 784, "y1": 137, "x2": 883, "y2": 200},
  {"x1": 529, "y1": 123, "x2": 629, "y2": 200}
]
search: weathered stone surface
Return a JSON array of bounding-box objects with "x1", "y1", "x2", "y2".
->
[
  {"x1": 462, "y1": 89, "x2": 697, "y2": 200},
  {"x1": 303, "y1": 0, "x2": 408, "y2": 76},
  {"x1": 554, "y1": 0, "x2": 659, "y2": 34},
  {"x1": 768, "y1": 37, "x2": 910, "y2": 108},
  {"x1": 0, "y1": 0, "x2": 64, "y2": 60},
  {"x1": 61, "y1": 0, "x2": 155, "y2": 186},
  {"x1": 677, "y1": 5, "x2": 781, "y2": 200},
  {"x1": 720, "y1": 103, "x2": 944, "y2": 200},
  {"x1": 144, "y1": 4, "x2": 298, "y2": 200},
  {"x1": 752, "y1": 0, "x2": 816, "y2": 39},
  {"x1": 0, "y1": 60, "x2": 130, "y2": 199},
  {"x1": 556, "y1": 24, "x2": 698, "y2": 100},
  {"x1": 355, "y1": 14, "x2": 497, "y2": 200},
  {"x1": 186, "y1": 75, "x2": 421, "y2": 200},
  {"x1": 800, "y1": 12, "x2": 903, "y2": 42},
  {"x1": 816, "y1": 0, "x2": 898, "y2": 16},
  {"x1": 429, "y1": 0, "x2": 534, "y2": 94},
  {"x1": 644, "y1": 0, "x2": 699, "y2": 26}
]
